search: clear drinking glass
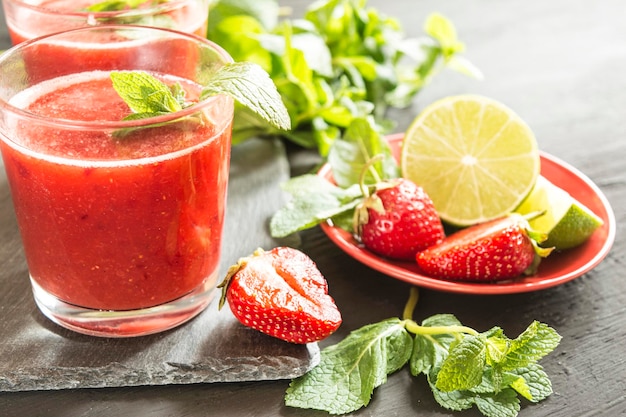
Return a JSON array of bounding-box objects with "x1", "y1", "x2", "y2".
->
[
  {"x1": 1, "y1": 0, "x2": 209, "y2": 44},
  {"x1": 0, "y1": 25, "x2": 234, "y2": 337}
]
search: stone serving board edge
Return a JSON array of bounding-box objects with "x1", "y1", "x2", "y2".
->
[{"x1": 0, "y1": 138, "x2": 320, "y2": 392}]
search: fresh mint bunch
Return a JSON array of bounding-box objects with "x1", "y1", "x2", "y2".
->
[
  {"x1": 110, "y1": 62, "x2": 290, "y2": 131},
  {"x1": 207, "y1": 0, "x2": 482, "y2": 155},
  {"x1": 285, "y1": 288, "x2": 562, "y2": 416}
]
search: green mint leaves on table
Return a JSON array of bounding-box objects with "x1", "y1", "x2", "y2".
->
[
  {"x1": 207, "y1": 0, "x2": 482, "y2": 156},
  {"x1": 285, "y1": 288, "x2": 562, "y2": 417},
  {"x1": 110, "y1": 62, "x2": 291, "y2": 131}
]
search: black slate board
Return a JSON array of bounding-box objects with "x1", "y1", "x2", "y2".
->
[{"x1": 0, "y1": 137, "x2": 319, "y2": 392}]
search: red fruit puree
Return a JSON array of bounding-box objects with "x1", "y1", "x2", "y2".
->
[
  {"x1": 0, "y1": 71, "x2": 232, "y2": 310},
  {"x1": 6, "y1": 0, "x2": 208, "y2": 45}
]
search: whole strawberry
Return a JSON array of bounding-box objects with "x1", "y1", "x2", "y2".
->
[
  {"x1": 218, "y1": 247, "x2": 342, "y2": 344},
  {"x1": 355, "y1": 178, "x2": 445, "y2": 260},
  {"x1": 416, "y1": 213, "x2": 553, "y2": 281}
]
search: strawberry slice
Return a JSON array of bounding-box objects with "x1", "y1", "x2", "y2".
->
[
  {"x1": 218, "y1": 247, "x2": 342, "y2": 344},
  {"x1": 416, "y1": 213, "x2": 553, "y2": 282},
  {"x1": 355, "y1": 178, "x2": 445, "y2": 260}
]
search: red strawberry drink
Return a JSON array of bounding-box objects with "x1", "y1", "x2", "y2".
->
[
  {"x1": 2, "y1": 0, "x2": 209, "y2": 45},
  {"x1": 0, "y1": 26, "x2": 234, "y2": 337}
]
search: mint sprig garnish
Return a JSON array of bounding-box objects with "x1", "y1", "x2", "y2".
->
[
  {"x1": 285, "y1": 288, "x2": 561, "y2": 416},
  {"x1": 110, "y1": 62, "x2": 291, "y2": 131},
  {"x1": 86, "y1": 0, "x2": 167, "y2": 13},
  {"x1": 200, "y1": 62, "x2": 291, "y2": 131},
  {"x1": 110, "y1": 71, "x2": 185, "y2": 120}
]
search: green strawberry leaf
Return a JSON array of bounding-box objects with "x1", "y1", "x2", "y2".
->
[{"x1": 285, "y1": 318, "x2": 413, "y2": 415}]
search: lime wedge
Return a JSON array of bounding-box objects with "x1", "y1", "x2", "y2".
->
[
  {"x1": 400, "y1": 95, "x2": 540, "y2": 226},
  {"x1": 515, "y1": 176, "x2": 604, "y2": 249}
]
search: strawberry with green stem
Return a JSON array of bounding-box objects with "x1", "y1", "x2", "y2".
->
[
  {"x1": 354, "y1": 155, "x2": 445, "y2": 260},
  {"x1": 416, "y1": 212, "x2": 554, "y2": 282},
  {"x1": 218, "y1": 247, "x2": 342, "y2": 344}
]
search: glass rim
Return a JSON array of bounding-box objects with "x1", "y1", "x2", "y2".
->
[
  {"x1": 0, "y1": 24, "x2": 234, "y2": 130},
  {"x1": 3, "y1": 0, "x2": 200, "y2": 18}
]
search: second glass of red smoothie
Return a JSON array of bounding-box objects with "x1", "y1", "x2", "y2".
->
[
  {"x1": 0, "y1": 25, "x2": 234, "y2": 337},
  {"x1": 1, "y1": 0, "x2": 209, "y2": 44}
]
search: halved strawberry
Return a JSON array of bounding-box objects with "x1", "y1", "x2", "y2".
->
[
  {"x1": 218, "y1": 247, "x2": 342, "y2": 344},
  {"x1": 416, "y1": 213, "x2": 553, "y2": 282},
  {"x1": 355, "y1": 178, "x2": 445, "y2": 260}
]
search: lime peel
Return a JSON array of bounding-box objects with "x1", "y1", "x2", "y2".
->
[{"x1": 515, "y1": 176, "x2": 604, "y2": 250}]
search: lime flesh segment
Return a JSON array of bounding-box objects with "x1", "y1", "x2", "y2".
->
[
  {"x1": 515, "y1": 176, "x2": 604, "y2": 249},
  {"x1": 401, "y1": 95, "x2": 540, "y2": 226}
]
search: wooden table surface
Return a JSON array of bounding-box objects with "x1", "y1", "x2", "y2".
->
[{"x1": 1, "y1": 1, "x2": 625, "y2": 416}]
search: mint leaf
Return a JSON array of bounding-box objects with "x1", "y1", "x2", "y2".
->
[
  {"x1": 208, "y1": 0, "x2": 279, "y2": 33},
  {"x1": 269, "y1": 174, "x2": 363, "y2": 238},
  {"x1": 201, "y1": 61, "x2": 291, "y2": 131},
  {"x1": 327, "y1": 117, "x2": 399, "y2": 188},
  {"x1": 473, "y1": 389, "x2": 521, "y2": 417},
  {"x1": 508, "y1": 363, "x2": 553, "y2": 402},
  {"x1": 110, "y1": 71, "x2": 184, "y2": 119},
  {"x1": 269, "y1": 117, "x2": 401, "y2": 239},
  {"x1": 430, "y1": 377, "x2": 521, "y2": 417},
  {"x1": 111, "y1": 62, "x2": 290, "y2": 133},
  {"x1": 285, "y1": 318, "x2": 412, "y2": 415},
  {"x1": 436, "y1": 334, "x2": 487, "y2": 392},
  {"x1": 424, "y1": 12, "x2": 465, "y2": 57},
  {"x1": 428, "y1": 378, "x2": 474, "y2": 411},
  {"x1": 85, "y1": 1, "x2": 177, "y2": 28},
  {"x1": 410, "y1": 314, "x2": 463, "y2": 376},
  {"x1": 85, "y1": 0, "x2": 148, "y2": 12},
  {"x1": 500, "y1": 321, "x2": 562, "y2": 370}
]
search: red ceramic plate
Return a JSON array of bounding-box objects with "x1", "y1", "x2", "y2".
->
[{"x1": 319, "y1": 133, "x2": 616, "y2": 294}]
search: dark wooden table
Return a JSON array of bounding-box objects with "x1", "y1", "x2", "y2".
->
[{"x1": 1, "y1": 1, "x2": 625, "y2": 416}]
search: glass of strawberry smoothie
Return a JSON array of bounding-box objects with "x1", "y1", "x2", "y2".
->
[
  {"x1": 1, "y1": 0, "x2": 209, "y2": 45},
  {"x1": 0, "y1": 26, "x2": 234, "y2": 337}
]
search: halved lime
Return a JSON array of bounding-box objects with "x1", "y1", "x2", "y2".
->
[
  {"x1": 400, "y1": 95, "x2": 540, "y2": 226},
  {"x1": 515, "y1": 176, "x2": 604, "y2": 249}
]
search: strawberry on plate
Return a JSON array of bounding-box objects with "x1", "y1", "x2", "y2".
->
[
  {"x1": 355, "y1": 178, "x2": 445, "y2": 260},
  {"x1": 218, "y1": 247, "x2": 342, "y2": 344},
  {"x1": 416, "y1": 213, "x2": 553, "y2": 282}
]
